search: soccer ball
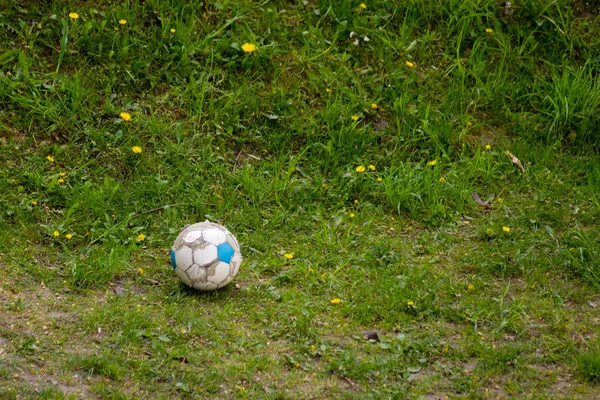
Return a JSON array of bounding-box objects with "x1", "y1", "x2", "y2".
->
[{"x1": 170, "y1": 221, "x2": 242, "y2": 291}]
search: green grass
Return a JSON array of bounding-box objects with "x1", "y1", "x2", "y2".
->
[{"x1": 1, "y1": 0, "x2": 599, "y2": 398}]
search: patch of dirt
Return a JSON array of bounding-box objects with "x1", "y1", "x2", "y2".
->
[{"x1": 14, "y1": 366, "x2": 92, "y2": 398}]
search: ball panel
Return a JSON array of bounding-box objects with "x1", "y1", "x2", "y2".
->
[
  {"x1": 170, "y1": 249, "x2": 177, "y2": 270},
  {"x1": 187, "y1": 264, "x2": 207, "y2": 281},
  {"x1": 225, "y1": 233, "x2": 241, "y2": 253},
  {"x1": 217, "y1": 242, "x2": 234, "y2": 263},
  {"x1": 183, "y1": 230, "x2": 204, "y2": 243},
  {"x1": 174, "y1": 245, "x2": 193, "y2": 271},
  {"x1": 230, "y1": 253, "x2": 242, "y2": 276},
  {"x1": 203, "y1": 228, "x2": 226, "y2": 245},
  {"x1": 175, "y1": 268, "x2": 192, "y2": 287},
  {"x1": 193, "y1": 244, "x2": 218, "y2": 266},
  {"x1": 207, "y1": 261, "x2": 231, "y2": 284}
]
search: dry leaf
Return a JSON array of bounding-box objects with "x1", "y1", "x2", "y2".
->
[
  {"x1": 471, "y1": 192, "x2": 490, "y2": 207},
  {"x1": 505, "y1": 150, "x2": 525, "y2": 173}
]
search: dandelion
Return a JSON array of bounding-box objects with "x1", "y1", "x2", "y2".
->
[
  {"x1": 466, "y1": 122, "x2": 472, "y2": 127},
  {"x1": 368, "y1": 164, "x2": 376, "y2": 171},
  {"x1": 170, "y1": 28, "x2": 176, "y2": 33},
  {"x1": 69, "y1": 12, "x2": 79, "y2": 20},
  {"x1": 354, "y1": 199, "x2": 359, "y2": 204},
  {"x1": 120, "y1": 112, "x2": 132, "y2": 121},
  {"x1": 406, "y1": 61, "x2": 414, "y2": 68},
  {"x1": 65, "y1": 234, "x2": 73, "y2": 240},
  {"x1": 485, "y1": 28, "x2": 493, "y2": 33},
  {"x1": 119, "y1": 19, "x2": 127, "y2": 25},
  {"x1": 359, "y1": 3, "x2": 367, "y2": 9},
  {"x1": 47, "y1": 156, "x2": 55, "y2": 163},
  {"x1": 137, "y1": 267, "x2": 144, "y2": 275},
  {"x1": 53, "y1": 231, "x2": 59, "y2": 237},
  {"x1": 377, "y1": 177, "x2": 383, "y2": 183},
  {"x1": 487, "y1": 228, "x2": 494, "y2": 235},
  {"x1": 497, "y1": 197, "x2": 503, "y2": 203},
  {"x1": 427, "y1": 160, "x2": 437, "y2": 166},
  {"x1": 57, "y1": 178, "x2": 64, "y2": 184},
  {"x1": 325, "y1": 88, "x2": 332, "y2": 93},
  {"x1": 132, "y1": 146, "x2": 142, "y2": 154},
  {"x1": 241, "y1": 43, "x2": 257, "y2": 53},
  {"x1": 351, "y1": 115, "x2": 359, "y2": 121},
  {"x1": 137, "y1": 234, "x2": 145, "y2": 241},
  {"x1": 31, "y1": 200, "x2": 38, "y2": 206},
  {"x1": 114, "y1": 27, "x2": 119, "y2": 31},
  {"x1": 310, "y1": 345, "x2": 315, "y2": 352},
  {"x1": 439, "y1": 176, "x2": 446, "y2": 183},
  {"x1": 407, "y1": 301, "x2": 415, "y2": 307},
  {"x1": 329, "y1": 298, "x2": 341, "y2": 304},
  {"x1": 349, "y1": 213, "x2": 355, "y2": 218},
  {"x1": 485, "y1": 144, "x2": 491, "y2": 150},
  {"x1": 371, "y1": 103, "x2": 378, "y2": 109},
  {"x1": 502, "y1": 226, "x2": 511, "y2": 233},
  {"x1": 284, "y1": 253, "x2": 294, "y2": 259},
  {"x1": 59, "y1": 172, "x2": 66, "y2": 177},
  {"x1": 356, "y1": 165, "x2": 366, "y2": 173},
  {"x1": 467, "y1": 284, "x2": 474, "y2": 291}
]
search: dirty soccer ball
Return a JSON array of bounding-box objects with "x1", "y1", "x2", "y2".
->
[{"x1": 170, "y1": 222, "x2": 242, "y2": 291}]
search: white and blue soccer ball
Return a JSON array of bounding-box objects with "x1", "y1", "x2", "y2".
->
[{"x1": 170, "y1": 222, "x2": 242, "y2": 291}]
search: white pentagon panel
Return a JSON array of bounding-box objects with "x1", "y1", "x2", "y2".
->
[
  {"x1": 175, "y1": 268, "x2": 191, "y2": 287},
  {"x1": 230, "y1": 253, "x2": 242, "y2": 276},
  {"x1": 183, "y1": 230, "x2": 204, "y2": 243},
  {"x1": 193, "y1": 245, "x2": 218, "y2": 266},
  {"x1": 203, "y1": 228, "x2": 226, "y2": 246},
  {"x1": 207, "y1": 261, "x2": 231, "y2": 284},
  {"x1": 187, "y1": 264, "x2": 206, "y2": 281},
  {"x1": 174, "y1": 245, "x2": 194, "y2": 271},
  {"x1": 194, "y1": 281, "x2": 217, "y2": 291}
]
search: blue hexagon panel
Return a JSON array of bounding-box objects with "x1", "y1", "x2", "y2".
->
[
  {"x1": 170, "y1": 249, "x2": 177, "y2": 269},
  {"x1": 217, "y1": 242, "x2": 234, "y2": 263}
]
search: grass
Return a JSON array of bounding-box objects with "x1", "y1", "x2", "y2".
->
[{"x1": 1, "y1": 0, "x2": 599, "y2": 398}]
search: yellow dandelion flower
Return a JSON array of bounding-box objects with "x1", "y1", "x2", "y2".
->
[
  {"x1": 497, "y1": 197, "x2": 503, "y2": 203},
  {"x1": 371, "y1": 103, "x2": 378, "y2": 109},
  {"x1": 359, "y1": 3, "x2": 367, "y2": 9},
  {"x1": 485, "y1": 144, "x2": 491, "y2": 150},
  {"x1": 132, "y1": 146, "x2": 142, "y2": 154},
  {"x1": 59, "y1": 172, "x2": 66, "y2": 177},
  {"x1": 467, "y1": 284, "x2": 474, "y2": 291},
  {"x1": 485, "y1": 28, "x2": 493, "y2": 33},
  {"x1": 47, "y1": 156, "x2": 55, "y2": 163},
  {"x1": 502, "y1": 226, "x2": 511, "y2": 233},
  {"x1": 120, "y1": 112, "x2": 132, "y2": 121},
  {"x1": 406, "y1": 61, "x2": 414, "y2": 68},
  {"x1": 170, "y1": 28, "x2": 176, "y2": 33},
  {"x1": 325, "y1": 88, "x2": 332, "y2": 93},
  {"x1": 119, "y1": 19, "x2": 127, "y2": 25},
  {"x1": 57, "y1": 178, "x2": 64, "y2": 184},
  {"x1": 31, "y1": 200, "x2": 37, "y2": 206},
  {"x1": 241, "y1": 43, "x2": 257, "y2": 53},
  {"x1": 351, "y1": 115, "x2": 359, "y2": 121},
  {"x1": 329, "y1": 298, "x2": 341, "y2": 304},
  {"x1": 310, "y1": 345, "x2": 315, "y2": 352},
  {"x1": 407, "y1": 301, "x2": 415, "y2": 307},
  {"x1": 466, "y1": 121, "x2": 472, "y2": 127},
  {"x1": 356, "y1": 165, "x2": 366, "y2": 173},
  {"x1": 69, "y1": 12, "x2": 79, "y2": 20},
  {"x1": 377, "y1": 177, "x2": 383, "y2": 183},
  {"x1": 114, "y1": 27, "x2": 119, "y2": 31},
  {"x1": 349, "y1": 213, "x2": 355, "y2": 218},
  {"x1": 439, "y1": 176, "x2": 446, "y2": 183},
  {"x1": 137, "y1": 267, "x2": 144, "y2": 275},
  {"x1": 368, "y1": 164, "x2": 376, "y2": 171},
  {"x1": 427, "y1": 160, "x2": 437, "y2": 166},
  {"x1": 53, "y1": 231, "x2": 60, "y2": 237},
  {"x1": 137, "y1": 234, "x2": 145, "y2": 241},
  {"x1": 65, "y1": 234, "x2": 73, "y2": 240},
  {"x1": 354, "y1": 199, "x2": 359, "y2": 204},
  {"x1": 284, "y1": 253, "x2": 294, "y2": 259}
]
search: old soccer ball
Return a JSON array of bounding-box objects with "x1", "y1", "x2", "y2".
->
[{"x1": 170, "y1": 221, "x2": 242, "y2": 291}]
